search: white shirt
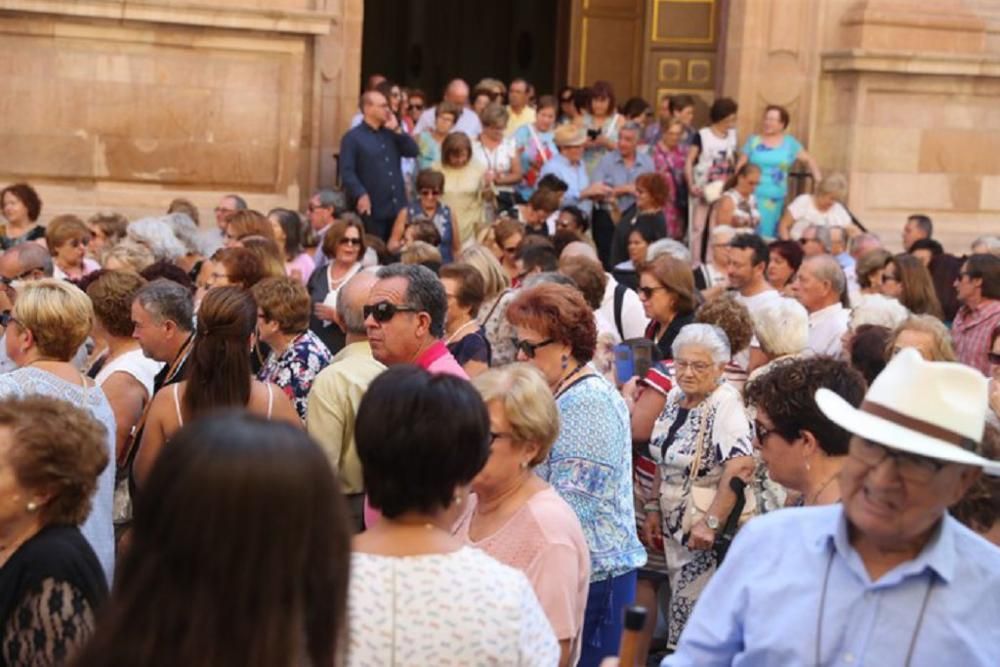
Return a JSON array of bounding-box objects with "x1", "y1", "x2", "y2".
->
[
  {"x1": 787, "y1": 193, "x2": 853, "y2": 240},
  {"x1": 599, "y1": 277, "x2": 649, "y2": 341},
  {"x1": 415, "y1": 105, "x2": 483, "y2": 137},
  {"x1": 807, "y1": 302, "x2": 850, "y2": 357},
  {"x1": 95, "y1": 348, "x2": 164, "y2": 400},
  {"x1": 346, "y1": 546, "x2": 558, "y2": 666},
  {"x1": 736, "y1": 286, "x2": 783, "y2": 315},
  {"x1": 472, "y1": 137, "x2": 518, "y2": 193}
]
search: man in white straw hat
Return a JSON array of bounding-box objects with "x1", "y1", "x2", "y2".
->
[
  {"x1": 538, "y1": 124, "x2": 612, "y2": 217},
  {"x1": 663, "y1": 347, "x2": 1000, "y2": 666}
]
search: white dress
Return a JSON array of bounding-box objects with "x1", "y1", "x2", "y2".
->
[{"x1": 346, "y1": 546, "x2": 559, "y2": 666}]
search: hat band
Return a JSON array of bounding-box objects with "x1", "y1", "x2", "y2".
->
[{"x1": 861, "y1": 400, "x2": 977, "y2": 452}]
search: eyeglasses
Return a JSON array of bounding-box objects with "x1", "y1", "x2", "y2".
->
[
  {"x1": 339, "y1": 237, "x2": 362, "y2": 246},
  {"x1": 849, "y1": 438, "x2": 946, "y2": 483},
  {"x1": 489, "y1": 431, "x2": 514, "y2": 445},
  {"x1": 988, "y1": 352, "x2": 1000, "y2": 364},
  {"x1": 503, "y1": 245, "x2": 520, "y2": 256},
  {"x1": 674, "y1": 360, "x2": 713, "y2": 373},
  {"x1": 511, "y1": 337, "x2": 554, "y2": 359},
  {"x1": 637, "y1": 286, "x2": 666, "y2": 299},
  {"x1": 753, "y1": 420, "x2": 777, "y2": 444},
  {"x1": 363, "y1": 301, "x2": 419, "y2": 323},
  {"x1": 419, "y1": 189, "x2": 441, "y2": 197},
  {"x1": 408, "y1": 103, "x2": 424, "y2": 112}
]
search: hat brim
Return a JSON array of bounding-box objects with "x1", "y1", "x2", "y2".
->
[
  {"x1": 556, "y1": 139, "x2": 585, "y2": 148},
  {"x1": 815, "y1": 388, "x2": 1000, "y2": 476}
]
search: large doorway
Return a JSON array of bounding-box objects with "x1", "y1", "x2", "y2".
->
[{"x1": 361, "y1": 0, "x2": 569, "y2": 102}]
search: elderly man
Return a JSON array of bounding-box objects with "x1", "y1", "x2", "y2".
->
[
  {"x1": 505, "y1": 78, "x2": 535, "y2": 136},
  {"x1": 0, "y1": 243, "x2": 54, "y2": 373},
  {"x1": 538, "y1": 125, "x2": 612, "y2": 219},
  {"x1": 340, "y1": 90, "x2": 419, "y2": 241},
  {"x1": 594, "y1": 122, "x2": 655, "y2": 265},
  {"x1": 307, "y1": 270, "x2": 385, "y2": 531},
  {"x1": 829, "y1": 226, "x2": 859, "y2": 297},
  {"x1": 365, "y1": 263, "x2": 466, "y2": 377},
  {"x1": 795, "y1": 255, "x2": 850, "y2": 357},
  {"x1": 414, "y1": 78, "x2": 482, "y2": 137},
  {"x1": 800, "y1": 223, "x2": 832, "y2": 258},
  {"x1": 131, "y1": 279, "x2": 195, "y2": 393},
  {"x1": 308, "y1": 188, "x2": 347, "y2": 271},
  {"x1": 952, "y1": 253, "x2": 1000, "y2": 375},
  {"x1": 848, "y1": 232, "x2": 883, "y2": 261},
  {"x1": 665, "y1": 348, "x2": 1000, "y2": 665},
  {"x1": 903, "y1": 213, "x2": 933, "y2": 251},
  {"x1": 213, "y1": 194, "x2": 246, "y2": 234}
]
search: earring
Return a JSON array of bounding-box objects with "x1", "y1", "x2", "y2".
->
[
  {"x1": 520, "y1": 460, "x2": 529, "y2": 470},
  {"x1": 453, "y1": 494, "x2": 463, "y2": 507},
  {"x1": 26, "y1": 501, "x2": 37, "y2": 512},
  {"x1": 561, "y1": 354, "x2": 568, "y2": 370}
]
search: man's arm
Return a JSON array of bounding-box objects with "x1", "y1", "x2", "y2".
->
[
  {"x1": 392, "y1": 126, "x2": 420, "y2": 158},
  {"x1": 338, "y1": 131, "x2": 367, "y2": 200}
]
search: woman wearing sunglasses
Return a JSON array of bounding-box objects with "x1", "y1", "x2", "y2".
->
[
  {"x1": 388, "y1": 169, "x2": 459, "y2": 263},
  {"x1": 506, "y1": 283, "x2": 644, "y2": 667},
  {"x1": 306, "y1": 217, "x2": 366, "y2": 356},
  {"x1": 637, "y1": 254, "x2": 697, "y2": 363},
  {"x1": 46, "y1": 215, "x2": 100, "y2": 283}
]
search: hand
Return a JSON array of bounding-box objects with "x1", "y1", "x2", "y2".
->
[
  {"x1": 989, "y1": 379, "x2": 1000, "y2": 419},
  {"x1": 384, "y1": 112, "x2": 399, "y2": 132},
  {"x1": 621, "y1": 376, "x2": 642, "y2": 407},
  {"x1": 314, "y1": 303, "x2": 338, "y2": 324},
  {"x1": 356, "y1": 194, "x2": 372, "y2": 216},
  {"x1": 691, "y1": 185, "x2": 703, "y2": 198},
  {"x1": 482, "y1": 170, "x2": 496, "y2": 187},
  {"x1": 642, "y1": 510, "x2": 662, "y2": 546},
  {"x1": 687, "y1": 519, "x2": 716, "y2": 551}
]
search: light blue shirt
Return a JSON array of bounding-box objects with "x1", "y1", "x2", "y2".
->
[
  {"x1": 592, "y1": 149, "x2": 654, "y2": 212},
  {"x1": 538, "y1": 153, "x2": 592, "y2": 216},
  {"x1": 664, "y1": 504, "x2": 1000, "y2": 667}
]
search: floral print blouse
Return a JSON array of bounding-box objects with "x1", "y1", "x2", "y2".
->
[{"x1": 257, "y1": 330, "x2": 332, "y2": 421}]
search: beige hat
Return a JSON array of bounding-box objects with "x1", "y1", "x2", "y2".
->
[
  {"x1": 816, "y1": 347, "x2": 1000, "y2": 475},
  {"x1": 554, "y1": 124, "x2": 586, "y2": 148}
]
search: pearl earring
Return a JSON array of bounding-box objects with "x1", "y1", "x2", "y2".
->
[
  {"x1": 26, "y1": 501, "x2": 37, "y2": 512},
  {"x1": 453, "y1": 494, "x2": 463, "y2": 507},
  {"x1": 520, "y1": 460, "x2": 529, "y2": 470}
]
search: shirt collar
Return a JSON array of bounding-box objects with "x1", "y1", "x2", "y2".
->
[
  {"x1": 961, "y1": 297, "x2": 1000, "y2": 318},
  {"x1": 809, "y1": 302, "x2": 843, "y2": 321},
  {"x1": 415, "y1": 340, "x2": 449, "y2": 369},
  {"x1": 332, "y1": 340, "x2": 375, "y2": 363}
]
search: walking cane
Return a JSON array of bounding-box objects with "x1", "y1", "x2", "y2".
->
[{"x1": 713, "y1": 477, "x2": 747, "y2": 564}]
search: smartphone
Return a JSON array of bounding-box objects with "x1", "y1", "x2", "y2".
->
[
  {"x1": 587, "y1": 128, "x2": 601, "y2": 140},
  {"x1": 614, "y1": 339, "x2": 655, "y2": 385}
]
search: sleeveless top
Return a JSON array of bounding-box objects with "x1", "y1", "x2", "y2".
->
[
  {"x1": 692, "y1": 127, "x2": 737, "y2": 189},
  {"x1": 94, "y1": 349, "x2": 164, "y2": 400},
  {"x1": 721, "y1": 188, "x2": 761, "y2": 230},
  {"x1": 172, "y1": 383, "x2": 274, "y2": 427}
]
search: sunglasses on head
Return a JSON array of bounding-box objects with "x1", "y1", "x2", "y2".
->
[
  {"x1": 339, "y1": 237, "x2": 362, "y2": 246},
  {"x1": 511, "y1": 337, "x2": 554, "y2": 359},
  {"x1": 364, "y1": 301, "x2": 418, "y2": 323}
]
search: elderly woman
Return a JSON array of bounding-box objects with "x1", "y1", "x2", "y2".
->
[
  {"x1": 0, "y1": 279, "x2": 115, "y2": 583},
  {"x1": 307, "y1": 217, "x2": 366, "y2": 355},
  {"x1": 514, "y1": 95, "x2": 558, "y2": 202},
  {"x1": 887, "y1": 314, "x2": 957, "y2": 361},
  {"x1": 506, "y1": 283, "x2": 644, "y2": 667},
  {"x1": 267, "y1": 208, "x2": 314, "y2": 285},
  {"x1": 695, "y1": 293, "x2": 754, "y2": 391},
  {"x1": 87, "y1": 212, "x2": 129, "y2": 260},
  {"x1": 389, "y1": 169, "x2": 459, "y2": 263},
  {"x1": 47, "y1": 215, "x2": 100, "y2": 281},
  {"x1": 205, "y1": 247, "x2": 266, "y2": 290},
  {"x1": 745, "y1": 357, "x2": 866, "y2": 507},
  {"x1": 638, "y1": 254, "x2": 697, "y2": 362},
  {"x1": 439, "y1": 263, "x2": 491, "y2": 377},
  {"x1": 855, "y1": 248, "x2": 892, "y2": 295},
  {"x1": 436, "y1": 132, "x2": 488, "y2": 246},
  {"x1": 462, "y1": 243, "x2": 517, "y2": 367},
  {"x1": 455, "y1": 364, "x2": 591, "y2": 666},
  {"x1": 252, "y1": 276, "x2": 333, "y2": 421},
  {"x1": 474, "y1": 103, "x2": 522, "y2": 212},
  {"x1": 779, "y1": 173, "x2": 853, "y2": 241},
  {"x1": 766, "y1": 239, "x2": 804, "y2": 296},
  {"x1": 350, "y1": 366, "x2": 559, "y2": 665},
  {"x1": 0, "y1": 183, "x2": 45, "y2": 248},
  {"x1": 746, "y1": 297, "x2": 809, "y2": 380},
  {"x1": 0, "y1": 397, "x2": 109, "y2": 664},
  {"x1": 126, "y1": 216, "x2": 187, "y2": 264},
  {"x1": 882, "y1": 252, "x2": 944, "y2": 319},
  {"x1": 101, "y1": 240, "x2": 155, "y2": 274},
  {"x1": 737, "y1": 105, "x2": 822, "y2": 238},
  {"x1": 417, "y1": 101, "x2": 460, "y2": 170},
  {"x1": 74, "y1": 413, "x2": 351, "y2": 666},
  {"x1": 642, "y1": 323, "x2": 755, "y2": 648}
]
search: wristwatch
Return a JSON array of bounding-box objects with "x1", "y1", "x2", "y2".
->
[{"x1": 705, "y1": 514, "x2": 720, "y2": 531}]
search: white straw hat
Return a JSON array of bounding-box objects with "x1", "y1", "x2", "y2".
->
[{"x1": 816, "y1": 348, "x2": 1000, "y2": 475}]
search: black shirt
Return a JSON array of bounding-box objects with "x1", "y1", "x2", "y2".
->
[{"x1": 645, "y1": 312, "x2": 695, "y2": 362}]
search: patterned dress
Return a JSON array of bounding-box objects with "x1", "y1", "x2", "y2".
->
[
  {"x1": 477, "y1": 290, "x2": 517, "y2": 367},
  {"x1": 257, "y1": 330, "x2": 332, "y2": 421},
  {"x1": 648, "y1": 381, "x2": 753, "y2": 647},
  {"x1": 741, "y1": 134, "x2": 803, "y2": 238},
  {"x1": 652, "y1": 141, "x2": 688, "y2": 239}
]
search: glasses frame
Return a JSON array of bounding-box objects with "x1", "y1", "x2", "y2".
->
[
  {"x1": 849, "y1": 438, "x2": 946, "y2": 483},
  {"x1": 511, "y1": 337, "x2": 554, "y2": 359},
  {"x1": 364, "y1": 301, "x2": 419, "y2": 323}
]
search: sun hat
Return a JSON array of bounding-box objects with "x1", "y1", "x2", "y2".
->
[
  {"x1": 816, "y1": 347, "x2": 1000, "y2": 475},
  {"x1": 554, "y1": 124, "x2": 586, "y2": 148}
]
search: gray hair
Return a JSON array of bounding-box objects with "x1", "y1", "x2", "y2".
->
[
  {"x1": 163, "y1": 212, "x2": 205, "y2": 255},
  {"x1": 972, "y1": 235, "x2": 1000, "y2": 255},
  {"x1": 375, "y1": 263, "x2": 447, "y2": 338},
  {"x1": 133, "y1": 279, "x2": 193, "y2": 332},
  {"x1": 646, "y1": 238, "x2": 691, "y2": 264},
  {"x1": 313, "y1": 188, "x2": 345, "y2": 214},
  {"x1": 224, "y1": 194, "x2": 248, "y2": 211},
  {"x1": 805, "y1": 254, "x2": 846, "y2": 297},
  {"x1": 849, "y1": 293, "x2": 909, "y2": 331},
  {"x1": 710, "y1": 225, "x2": 737, "y2": 244},
  {"x1": 10, "y1": 243, "x2": 53, "y2": 277},
  {"x1": 672, "y1": 323, "x2": 730, "y2": 364},
  {"x1": 802, "y1": 224, "x2": 832, "y2": 253},
  {"x1": 559, "y1": 241, "x2": 599, "y2": 262},
  {"x1": 751, "y1": 298, "x2": 808, "y2": 357},
  {"x1": 816, "y1": 173, "x2": 848, "y2": 201},
  {"x1": 336, "y1": 269, "x2": 378, "y2": 336},
  {"x1": 127, "y1": 217, "x2": 187, "y2": 261},
  {"x1": 620, "y1": 121, "x2": 643, "y2": 137},
  {"x1": 848, "y1": 232, "x2": 881, "y2": 257},
  {"x1": 521, "y1": 271, "x2": 576, "y2": 290}
]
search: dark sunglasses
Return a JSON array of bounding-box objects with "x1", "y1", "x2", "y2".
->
[
  {"x1": 0, "y1": 311, "x2": 19, "y2": 328},
  {"x1": 339, "y1": 237, "x2": 362, "y2": 246},
  {"x1": 989, "y1": 352, "x2": 1000, "y2": 365},
  {"x1": 364, "y1": 301, "x2": 418, "y2": 323},
  {"x1": 511, "y1": 337, "x2": 554, "y2": 359},
  {"x1": 408, "y1": 103, "x2": 424, "y2": 111},
  {"x1": 637, "y1": 286, "x2": 666, "y2": 299}
]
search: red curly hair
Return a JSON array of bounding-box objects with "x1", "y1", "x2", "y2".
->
[{"x1": 506, "y1": 283, "x2": 596, "y2": 362}]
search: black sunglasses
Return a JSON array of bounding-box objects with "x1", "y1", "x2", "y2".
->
[
  {"x1": 339, "y1": 237, "x2": 362, "y2": 246},
  {"x1": 637, "y1": 286, "x2": 667, "y2": 300},
  {"x1": 511, "y1": 337, "x2": 554, "y2": 359},
  {"x1": 364, "y1": 301, "x2": 418, "y2": 323}
]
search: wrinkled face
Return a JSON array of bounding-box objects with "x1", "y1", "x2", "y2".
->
[
  {"x1": 767, "y1": 251, "x2": 794, "y2": 288},
  {"x1": 891, "y1": 328, "x2": 937, "y2": 361},
  {"x1": 214, "y1": 196, "x2": 238, "y2": 231},
  {"x1": 1, "y1": 192, "x2": 28, "y2": 226},
  {"x1": 800, "y1": 231, "x2": 826, "y2": 258},
  {"x1": 673, "y1": 345, "x2": 723, "y2": 396},
  {"x1": 726, "y1": 247, "x2": 760, "y2": 292},
  {"x1": 793, "y1": 263, "x2": 831, "y2": 313},
  {"x1": 752, "y1": 408, "x2": 806, "y2": 492},
  {"x1": 840, "y1": 436, "x2": 975, "y2": 552},
  {"x1": 560, "y1": 144, "x2": 584, "y2": 165},
  {"x1": 472, "y1": 401, "x2": 539, "y2": 497},
  {"x1": 881, "y1": 262, "x2": 903, "y2": 299},
  {"x1": 618, "y1": 129, "x2": 639, "y2": 157},
  {"x1": 628, "y1": 230, "x2": 649, "y2": 266},
  {"x1": 308, "y1": 195, "x2": 334, "y2": 232},
  {"x1": 710, "y1": 234, "x2": 732, "y2": 267},
  {"x1": 535, "y1": 106, "x2": 556, "y2": 132},
  {"x1": 131, "y1": 301, "x2": 172, "y2": 362},
  {"x1": 954, "y1": 263, "x2": 979, "y2": 304},
  {"x1": 814, "y1": 192, "x2": 836, "y2": 211},
  {"x1": 762, "y1": 109, "x2": 785, "y2": 135},
  {"x1": 54, "y1": 236, "x2": 89, "y2": 268},
  {"x1": 365, "y1": 277, "x2": 425, "y2": 366},
  {"x1": 335, "y1": 225, "x2": 363, "y2": 265},
  {"x1": 513, "y1": 324, "x2": 568, "y2": 386}
]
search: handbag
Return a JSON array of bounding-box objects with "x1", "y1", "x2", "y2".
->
[{"x1": 681, "y1": 401, "x2": 757, "y2": 535}]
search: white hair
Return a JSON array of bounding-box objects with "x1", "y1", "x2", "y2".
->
[
  {"x1": 672, "y1": 323, "x2": 730, "y2": 364},
  {"x1": 163, "y1": 212, "x2": 208, "y2": 256},
  {"x1": 849, "y1": 293, "x2": 909, "y2": 331},
  {"x1": 710, "y1": 225, "x2": 737, "y2": 243},
  {"x1": 647, "y1": 238, "x2": 691, "y2": 264},
  {"x1": 127, "y1": 217, "x2": 187, "y2": 261},
  {"x1": 972, "y1": 235, "x2": 1000, "y2": 255},
  {"x1": 751, "y1": 298, "x2": 809, "y2": 357}
]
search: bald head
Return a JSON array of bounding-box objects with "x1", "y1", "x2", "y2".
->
[
  {"x1": 1, "y1": 243, "x2": 52, "y2": 280},
  {"x1": 560, "y1": 241, "x2": 599, "y2": 263},
  {"x1": 444, "y1": 79, "x2": 470, "y2": 106},
  {"x1": 337, "y1": 269, "x2": 379, "y2": 336}
]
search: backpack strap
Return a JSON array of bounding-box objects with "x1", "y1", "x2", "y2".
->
[{"x1": 614, "y1": 282, "x2": 628, "y2": 340}]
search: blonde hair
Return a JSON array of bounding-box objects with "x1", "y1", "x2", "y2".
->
[
  {"x1": 459, "y1": 244, "x2": 510, "y2": 298},
  {"x1": 816, "y1": 173, "x2": 848, "y2": 201},
  {"x1": 473, "y1": 364, "x2": 559, "y2": 466},
  {"x1": 889, "y1": 314, "x2": 957, "y2": 362},
  {"x1": 101, "y1": 240, "x2": 156, "y2": 273},
  {"x1": 45, "y1": 214, "x2": 91, "y2": 253},
  {"x1": 14, "y1": 279, "x2": 94, "y2": 361},
  {"x1": 400, "y1": 241, "x2": 442, "y2": 266}
]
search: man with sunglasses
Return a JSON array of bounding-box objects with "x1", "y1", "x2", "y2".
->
[
  {"x1": 364, "y1": 263, "x2": 466, "y2": 378},
  {"x1": 0, "y1": 243, "x2": 54, "y2": 373},
  {"x1": 665, "y1": 348, "x2": 1000, "y2": 665},
  {"x1": 952, "y1": 253, "x2": 1000, "y2": 375},
  {"x1": 308, "y1": 188, "x2": 347, "y2": 272}
]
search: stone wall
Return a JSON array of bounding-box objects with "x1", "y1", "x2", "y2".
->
[{"x1": 0, "y1": 0, "x2": 361, "y2": 225}]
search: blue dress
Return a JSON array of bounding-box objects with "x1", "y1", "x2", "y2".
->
[{"x1": 741, "y1": 134, "x2": 802, "y2": 238}]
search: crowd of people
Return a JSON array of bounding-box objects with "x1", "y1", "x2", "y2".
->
[{"x1": 0, "y1": 72, "x2": 999, "y2": 667}]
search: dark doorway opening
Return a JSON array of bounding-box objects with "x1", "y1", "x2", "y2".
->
[{"x1": 361, "y1": 0, "x2": 569, "y2": 103}]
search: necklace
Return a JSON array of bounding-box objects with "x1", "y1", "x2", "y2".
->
[
  {"x1": 553, "y1": 361, "x2": 587, "y2": 398},
  {"x1": 444, "y1": 320, "x2": 477, "y2": 345},
  {"x1": 806, "y1": 471, "x2": 840, "y2": 506}
]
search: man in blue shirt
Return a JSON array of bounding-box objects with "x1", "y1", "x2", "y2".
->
[
  {"x1": 538, "y1": 124, "x2": 611, "y2": 218},
  {"x1": 339, "y1": 90, "x2": 418, "y2": 241},
  {"x1": 664, "y1": 348, "x2": 1000, "y2": 666}
]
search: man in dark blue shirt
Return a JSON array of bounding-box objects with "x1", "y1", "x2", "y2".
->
[{"x1": 340, "y1": 91, "x2": 419, "y2": 241}]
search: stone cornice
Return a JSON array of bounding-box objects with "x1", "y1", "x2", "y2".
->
[
  {"x1": 822, "y1": 48, "x2": 1000, "y2": 77},
  {"x1": 0, "y1": 0, "x2": 337, "y2": 35}
]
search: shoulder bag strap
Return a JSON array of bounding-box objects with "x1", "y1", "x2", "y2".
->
[
  {"x1": 613, "y1": 282, "x2": 628, "y2": 340},
  {"x1": 686, "y1": 400, "x2": 712, "y2": 490}
]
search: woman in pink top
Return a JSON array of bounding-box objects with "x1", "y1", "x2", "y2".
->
[
  {"x1": 268, "y1": 208, "x2": 315, "y2": 285},
  {"x1": 455, "y1": 364, "x2": 591, "y2": 667}
]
